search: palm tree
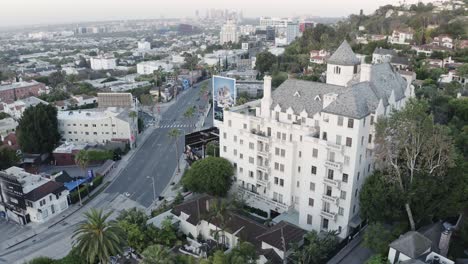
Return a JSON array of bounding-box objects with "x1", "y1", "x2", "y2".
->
[
  {"x1": 208, "y1": 199, "x2": 231, "y2": 249},
  {"x1": 74, "y1": 150, "x2": 90, "y2": 206},
  {"x1": 183, "y1": 106, "x2": 196, "y2": 130},
  {"x1": 168, "y1": 128, "x2": 182, "y2": 173},
  {"x1": 72, "y1": 208, "x2": 125, "y2": 264},
  {"x1": 141, "y1": 244, "x2": 175, "y2": 264}
]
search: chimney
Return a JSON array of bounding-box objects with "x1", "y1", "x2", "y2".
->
[
  {"x1": 438, "y1": 229, "x2": 452, "y2": 257},
  {"x1": 263, "y1": 75, "x2": 272, "y2": 100},
  {"x1": 360, "y1": 64, "x2": 372, "y2": 82},
  {"x1": 260, "y1": 75, "x2": 273, "y2": 118}
]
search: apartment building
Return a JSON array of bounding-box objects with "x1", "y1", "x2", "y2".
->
[
  {"x1": 90, "y1": 56, "x2": 117, "y2": 70},
  {"x1": 217, "y1": 41, "x2": 414, "y2": 239},
  {"x1": 57, "y1": 107, "x2": 137, "y2": 147},
  {"x1": 220, "y1": 20, "x2": 239, "y2": 44},
  {"x1": 0, "y1": 80, "x2": 46, "y2": 103}
]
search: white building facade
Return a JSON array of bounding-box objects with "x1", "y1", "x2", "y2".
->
[
  {"x1": 90, "y1": 57, "x2": 117, "y2": 70},
  {"x1": 57, "y1": 108, "x2": 137, "y2": 147},
  {"x1": 217, "y1": 41, "x2": 414, "y2": 239},
  {"x1": 137, "y1": 61, "x2": 174, "y2": 75},
  {"x1": 220, "y1": 20, "x2": 239, "y2": 45}
]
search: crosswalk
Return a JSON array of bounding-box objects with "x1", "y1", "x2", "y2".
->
[{"x1": 155, "y1": 123, "x2": 196, "y2": 129}]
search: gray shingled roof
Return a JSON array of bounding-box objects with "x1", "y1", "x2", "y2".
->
[
  {"x1": 271, "y1": 79, "x2": 346, "y2": 117},
  {"x1": 327, "y1": 40, "x2": 360, "y2": 66},
  {"x1": 269, "y1": 62, "x2": 407, "y2": 119},
  {"x1": 322, "y1": 82, "x2": 381, "y2": 119},
  {"x1": 389, "y1": 231, "x2": 432, "y2": 259}
]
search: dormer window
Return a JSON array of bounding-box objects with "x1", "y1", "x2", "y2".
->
[
  {"x1": 334, "y1": 66, "x2": 341, "y2": 74},
  {"x1": 294, "y1": 91, "x2": 301, "y2": 97}
]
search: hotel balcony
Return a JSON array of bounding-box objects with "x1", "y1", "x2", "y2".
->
[
  {"x1": 251, "y1": 129, "x2": 271, "y2": 143},
  {"x1": 323, "y1": 177, "x2": 341, "y2": 189},
  {"x1": 320, "y1": 210, "x2": 337, "y2": 221},
  {"x1": 324, "y1": 160, "x2": 343, "y2": 171},
  {"x1": 257, "y1": 178, "x2": 270, "y2": 188},
  {"x1": 326, "y1": 141, "x2": 344, "y2": 152},
  {"x1": 322, "y1": 194, "x2": 339, "y2": 205}
]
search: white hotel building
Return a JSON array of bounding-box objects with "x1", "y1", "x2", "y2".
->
[
  {"x1": 217, "y1": 41, "x2": 414, "y2": 238},
  {"x1": 57, "y1": 107, "x2": 137, "y2": 147}
]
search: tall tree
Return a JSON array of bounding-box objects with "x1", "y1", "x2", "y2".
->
[
  {"x1": 226, "y1": 242, "x2": 258, "y2": 264},
  {"x1": 74, "y1": 150, "x2": 90, "y2": 177},
  {"x1": 183, "y1": 53, "x2": 200, "y2": 88},
  {"x1": 17, "y1": 103, "x2": 60, "y2": 154},
  {"x1": 182, "y1": 157, "x2": 233, "y2": 197},
  {"x1": 375, "y1": 100, "x2": 456, "y2": 230},
  {"x1": 168, "y1": 128, "x2": 182, "y2": 173},
  {"x1": 141, "y1": 245, "x2": 175, "y2": 264},
  {"x1": 255, "y1": 51, "x2": 277, "y2": 75},
  {"x1": 0, "y1": 146, "x2": 19, "y2": 170},
  {"x1": 72, "y1": 209, "x2": 125, "y2": 264},
  {"x1": 291, "y1": 230, "x2": 338, "y2": 264}
]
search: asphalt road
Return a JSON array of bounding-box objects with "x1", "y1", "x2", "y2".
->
[
  {"x1": 105, "y1": 80, "x2": 212, "y2": 207},
  {"x1": 0, "y1": 79, "x2": 212, "y2": 264}
]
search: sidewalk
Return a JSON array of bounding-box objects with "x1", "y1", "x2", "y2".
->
[
  {"x1": 0, "y1": 120, "x2": 159, "y2": 251},
  {"x1": 327, "y1": 226, "x2": 370, "y2": 264}
]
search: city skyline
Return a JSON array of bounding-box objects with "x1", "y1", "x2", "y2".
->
[{"x1": 1, "y1": 0, "x2": 431, "y2": 27}]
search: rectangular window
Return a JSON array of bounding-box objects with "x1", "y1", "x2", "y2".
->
[
  {"x1": 370, "y1": 115, "x2": 375, "y2": 125},
  {"x1": 233, "y1": 149, "x2": 237, "y2": 155},
  {"x1": 228, "y1": 120, "x2": 232, "y2": 127},
  {"x1": 298, "y1": 166, "x2": 301, "y2": 173},
  {"x1": 273, "y1": 192, "x2": 278, "y2": 201},
  {"x1": 249, "y1": 157, "x2": 254, "y2": 164},
  {"x1": 287, "y1": 114, "x2": 291, "y2": 120},
  {"x1": 327, "y1": 169, "x2": 334, "y2": 180},
  {"x1": 240, "y1": 139, "x2": 244, "y2": 145},
  {"x1": 326, "y1": 186, "x2": 332, "y2": 196},
  {"x1": 243, "y1": 123, "x2": 247, "y2": 129},
  {"x1": 342, "y1": 173, "x2": 348, "y2": 183},
  {"x1": 297, "y1": 181, "x2": 300, "y2": 188},
  {"x1": 344, "y1": 156, "x2": 350, "y2": 165},
  {"x1": 239, "y1": 153, "x2": 243, "y2": 159},
  {"x1": 309, "y1": 198, "x2": 314, "y2": 207},
  {"x1": 329, "y1": 151, "x2": 335, "y2": 162},
  {"x1": 322, "y1": 131, "x2": 327, "y2": 140},
  {"x1": 280, "y1": 149, "x2": 285, "y2": 157},
  {"x1": 311, "y1": 166, "x2": 317, "y2": 175},
  {"x1": 310, "y1": 182, "x2": 315, "y2": 191},
  {"x1": 249, "y1": 171, "x2": 254, "y2": 178},
  {"x1": 339, "y1": 207, "x2": 344, "y2": 216},
  {"x1": 274, "y1": 177, "x2": 279, "y2": 184},
  {"x1": 275, "y1": 147, "x2": 280, "y2": 156},
  {"x1": 340, "y1": 191, "x2": 346, "y2": 200},
  {"x1": 223, "y1": 146, "x2": 227, "y2": 152},
  {"x1": 299, "y1": 151, "x2": 302, "y2": 158},
  {"x1": 274, "y1": 162, "x2": 279, "y2": 170},
  {"x1": 249, "y1": 142, "x2": 254, "y2": 149},
  {"x1": 336, "y1": 135, "x2": 342, "y2": 145},
  {"x1": 361, "y1": 136, "x2": 364, "y2": 146},
  {"x1": 280, "y1": 164, "x2": 284, "y2": 172},
  {"x1": 276, "y1": 132, "x2": 281, "y2": 139},
  {"x1": 368, "y1": 134, "x2": 372, "y2": 144},
  {"x1": 355, "y1": 188, "x2": 359, "y2": 197},
  {"x1": 234, "y1": 136, "x2": 237, "y2": 142},
  {"x1": 337, "y1": 116, "x2": 344, "y2": 126},
  {"x1": 307, "y1": 214, "x2": 313, "y2": 225},
  {"x1": 348, "y1": 118, "x2": 354, "y2": 128},
  {"x1": 312, "y1": 148, "x2": 318, "y2": 158},
  {"x1": 282, "y1": 133, "x2": 286, "y2": 141},
  {"x1": 346, "y1": 137, "x2": 352, "y2": 147},
  {"x1": 278, "y1": 194, "x2": 283, "y2": 203},
  {"x1": 280, "y1": 179, "x2": 284, "y2": 186}
]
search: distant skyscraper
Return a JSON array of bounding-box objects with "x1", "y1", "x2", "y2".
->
[
  {"x1": 286, "y1": 23, "x2": 300, "y2": 44},
  {"x1": 220, "y1": 20, "x2": 238, "y2": 44}
]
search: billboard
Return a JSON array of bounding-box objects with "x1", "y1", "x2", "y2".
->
[{"x1": 213, "y1": 76, "x2": 236, "y2": 122}]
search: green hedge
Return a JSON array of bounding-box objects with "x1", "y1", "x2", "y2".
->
[
  {"x1": 69, "y1": 176, "x2": 104, "y2": 204},
  {"x1": 243, "y1": 205, "x2": 268, "y2": 218}
]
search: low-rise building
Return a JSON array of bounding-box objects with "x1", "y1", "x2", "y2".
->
[
  {"x1": 52, "y1": 142, "x2": 88, "y2": 166},
  {"x1": 310, "y1": 50, "x2": 330, "y2": 65},
  {"x1": 57, "y1": 107, "x2": 137, "y2": 147},
  {"x1": 0, "y1": 118, "x2": 18, "y2": 137},
  {"x1": 0, "y1": 167, "x2": 69, "y2": 225},
  {"x1": 1, "y1": 96, "x2": 48, "y2": 120},
  {"x1": 0, "y1": 80, "x2": 46, "y2": 103},
  {"x1": 372, "y1": 48, "x2": 397, "y2": 64},
  {"x1": 389, "y1": 29, "x2": 414, "y2": 45},
  {"x1": 137, "y1": 61, "x2": 174, "y2": 75},
  {"x1": 90, "y1": 56, "x2": 117, "y2": 71},
  {"x1": 439, "y1": 70, "x2": 467, "y2": 85},
  {"x1": 431, "y1": 35, "x2": 454, "y2": 49}
]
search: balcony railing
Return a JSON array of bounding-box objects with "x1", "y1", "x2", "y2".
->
[
  {"x1": 238, "y1": 187, "x2": 289, "y2": 211},
  {"x1": 324, "y1": 178, "x2": 341, "y2": 189},
  {"x1": 322, "y1": 194, "x2": 339, "y2": 205},
  {"x1": 257, "y1": 179, "x2": 269, "y2": 187},
  {"x1": 326, "y1": 141, "x2": 344, "y2": 152},
  {"x1": 325, "y1": 160, "x2": 343, "y2": 171},
  {"x1": 320, "y1": 210, "x2": 337, "y2": 221}
]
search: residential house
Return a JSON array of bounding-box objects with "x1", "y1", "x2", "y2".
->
[
  {"x1": 310, "y1": 50, "x2": 331, "y2": 65},
  {"x1": 389, "y1": 29, "x2": 414, "y2": 45},
  {"x1": 2, "y1": 96, "x2": 48, "y2": 120},
  {"x1": 431, "y1": 35, "x2": 454, "y2": 49}
]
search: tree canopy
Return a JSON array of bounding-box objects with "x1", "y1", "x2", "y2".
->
[
  {"x1": 0, "y1": 146, "x2": 19, "y2": 170},
  {"x1": 182, "y1": 157, "x2": 233, "y2": 196},
  {"x1": 17, "y1": 103, "x2": 61, "y2": 154}
]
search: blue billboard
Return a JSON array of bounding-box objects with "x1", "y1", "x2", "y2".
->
[{"x1": 213, "y1": 76, "x2": 236, "y2": 122}]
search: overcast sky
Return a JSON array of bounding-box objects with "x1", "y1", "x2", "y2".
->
[{"x1": 1, "y1": 0, "x2": 428, "y2": 27}]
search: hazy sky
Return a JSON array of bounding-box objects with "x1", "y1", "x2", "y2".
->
[{"x1": 1, "y1": 0, "x2": 426, "y2": 27}]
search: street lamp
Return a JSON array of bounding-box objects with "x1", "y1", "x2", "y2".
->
[{"x1": 147, "y1": 176, "x2": 156, "y2": 203}]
